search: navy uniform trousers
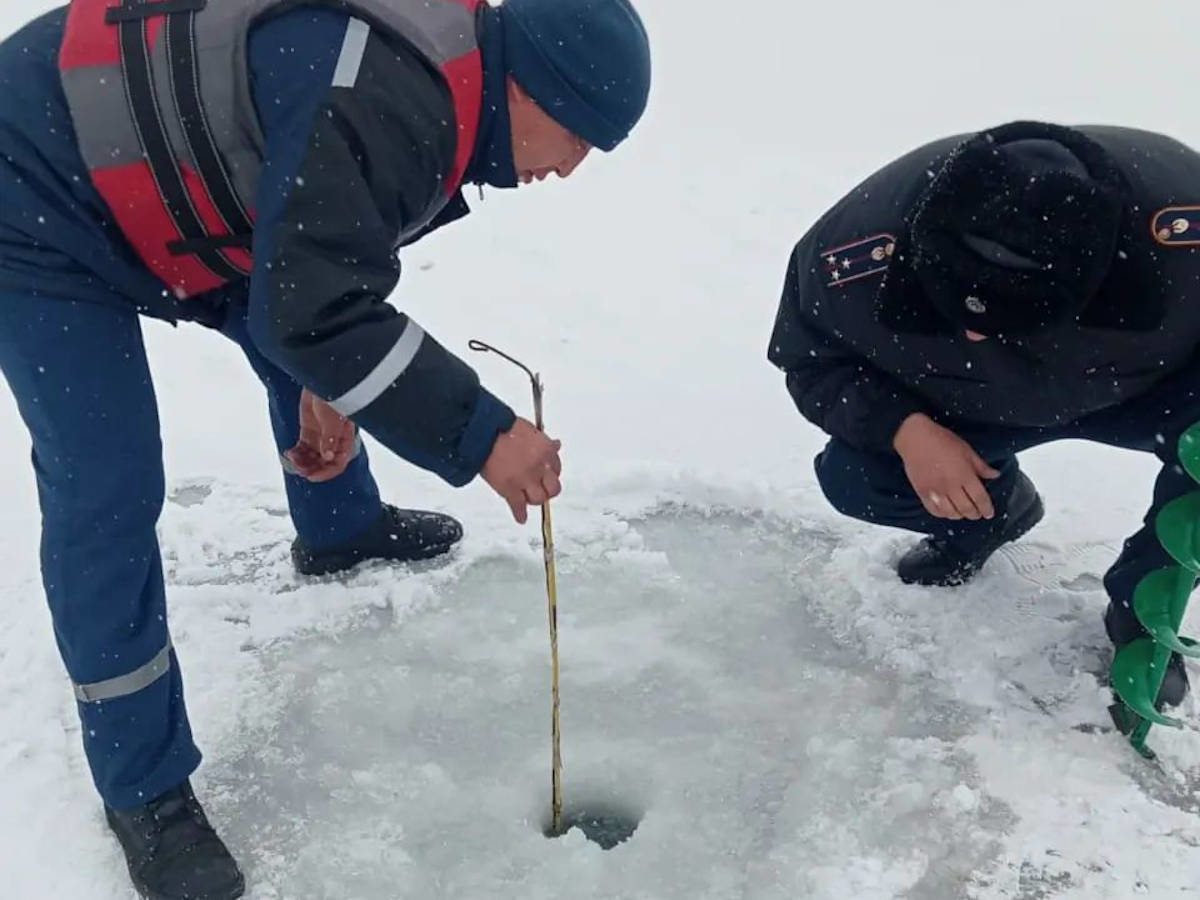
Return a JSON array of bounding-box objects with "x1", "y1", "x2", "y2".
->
[
  {"x1": 814, "y1": 391, "x2": 1200, "y2": 648},
  {"x1": 0, "y1": 285, "x2": 384, "y2": 810}
]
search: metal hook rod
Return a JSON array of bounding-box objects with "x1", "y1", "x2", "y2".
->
[
  {"x1": 468, "y1": 339, "x2": 536, "y2": 384},
  {"x1": 469, "y1": 339, "x2": 562, "y2": 835}
]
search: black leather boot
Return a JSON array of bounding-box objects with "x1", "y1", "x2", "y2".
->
[
  {"x1": 1104, "y1": 604, "x2": 1192, "y2": 711},
  {"x1": 1154, "y1": 652, "x2": 1192, "y2": 709},
  {"x1": 292, "y1": 503, "x2": 463, "y2": 576},
  {"x1": 897, "y1": 471, "x2": 1044, "y2": 586},
  {"x1": 1107, "y1": 650, "x2": 1191, "y2": 739},
  {"x1": 105, "y1": 780, "x2": 244, "y2": 900}
]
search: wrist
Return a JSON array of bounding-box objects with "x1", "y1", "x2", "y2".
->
[
  {"x1": 893, "y1": 412, "x2": 931, "y2": 454},
  {"x1": 452, "y1": 389, "x2": 517, "y2": 486}
]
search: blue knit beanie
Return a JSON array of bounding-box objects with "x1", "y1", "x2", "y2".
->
[{"x1": 500, "y1": 0, "x2": 651, "y2": 152}]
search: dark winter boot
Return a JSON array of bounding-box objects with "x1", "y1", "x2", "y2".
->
[
  {"x1": 897, "y1": 471, "x2": 1044, "y2": 586},
  {"x1": 1156, "y1": 652, "x2": 1191, "y2": 708},
  {"x1": 291, "y1": 504, "x2": 463, "y2": 576},
  {"x1": 105, "y1": 780, "x2": 245, "y2": 900},
  {"x1": 1107, "y1": 648, "x2": 1191, "y2": 737},
  {"x1": 1111, "y1": 645, "x2": 1191, "y2": 709}
]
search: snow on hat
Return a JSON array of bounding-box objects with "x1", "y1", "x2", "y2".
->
[{"x1": 901, "y1": 123, "x2": 1125, "y2": 336}]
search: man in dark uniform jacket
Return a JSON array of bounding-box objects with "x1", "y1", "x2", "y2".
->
[
  {"x1": 0, "y1": 0, "x2": 650, "y2": 896},
  {"x1": 770, "y1": 120, "x2": 1200, "y2": 723}
]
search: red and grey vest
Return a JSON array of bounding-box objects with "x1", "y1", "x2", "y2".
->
[{"x1": 59, "y1": 0, "x2": 483, "y2": 299}]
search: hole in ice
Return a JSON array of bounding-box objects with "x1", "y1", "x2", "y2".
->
[{"x1": 541, "y1": 795, "x2": 643, "y2": 850}]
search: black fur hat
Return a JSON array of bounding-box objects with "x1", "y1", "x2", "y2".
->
[{"x1": 876, "y1": 122, "x2": 1160, "y2": 336}]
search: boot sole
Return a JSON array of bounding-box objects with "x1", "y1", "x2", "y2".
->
[
  {"x1": 293, "y1": 537, "x2": 459, "y2": 578},
  {"x1": 133, "y1": 873, "x2": 245, "y2": 900},
  {"x1": 899, "y1": 493, "x2": 1046, "y2": 587}
]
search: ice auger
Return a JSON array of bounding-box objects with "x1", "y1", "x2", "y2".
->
[{"x1": 1109, "y1": 424, "x2": 1200, "y2": 758}]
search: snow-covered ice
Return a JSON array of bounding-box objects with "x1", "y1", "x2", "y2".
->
[
  {"x1": 3, "y1": 0, "x2": 1200, "y2": 897},
  {"x1": 8, "y1": 479, "x2": 1199, "y2": 898}
]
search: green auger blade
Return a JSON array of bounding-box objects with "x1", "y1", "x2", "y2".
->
[
  {"x1": 1111, "y1": 637, "x2": 1185, "y2": 729},
  {"x1": 1155, "y1": 493, "x2": 1200, "y2": 572},
  {"x1": 1179, "y1": 424, "x2": 1200, "y2": 484},
  {"x1": 1133, "y1": 567, "x2": 1200, "y2": 658},
  {"x1": 1115, "y1": 423, "x2": 1200, "y2": 760},
  {"x1": 1107, "y1": 701, "x2": 1159, "y2": 759}
]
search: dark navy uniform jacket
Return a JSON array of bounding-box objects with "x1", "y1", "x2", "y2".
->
[
  {"x1": 0, "y1": 6, "x2": 515, "y2": 486},
  {"x1": 769, "y1": 125, "x2": 1200, "y2": 453}
]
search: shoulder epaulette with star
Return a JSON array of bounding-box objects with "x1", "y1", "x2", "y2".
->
[{"x1": 820, "y1": 233, "x2": 897, "y2": 288}]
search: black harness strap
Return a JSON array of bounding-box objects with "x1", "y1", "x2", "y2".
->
[
  {"x1": 165, "y1": 10, "x2": 255, "y2": 254},
  {"x1": 106, "y1": 0, "x2": 207, "y2": 25},
  {"x1": 117, "y1": 12, "x2": 245, "y2": 281},
  {"x1": 167, "y1": 233, "x2": 252, "y2": 255},
  {"x1": 111, "y1": 0, "x2": 250, "y2": 279}
]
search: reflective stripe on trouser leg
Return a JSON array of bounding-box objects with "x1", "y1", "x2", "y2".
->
[
  {"x1": 0, "y1": 291, "x2": 202, "y2": 809},
  {"x1": 73, "y1": 639, "x2": 173, "y2": 702},
  {"x1": 278, "y1": 432, "x2": 363, "y2": 477},
  {"x1": 280, "y1": 434, "x2": 383, "y2": 550}
]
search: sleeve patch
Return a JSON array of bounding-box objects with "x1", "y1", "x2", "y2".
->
[{"x1": 819, "y1": 233, "x2": 897, "y2": 287}]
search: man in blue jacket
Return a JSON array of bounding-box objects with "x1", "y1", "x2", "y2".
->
[{"x1": 0, "y1": 0, "x2": 651, "y2": 896}]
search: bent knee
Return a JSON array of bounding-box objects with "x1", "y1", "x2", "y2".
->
[
  {"x1": 814, "y1": 439, "x2": 911, "y2": 520},
  {"x1": 815, "y1": 441, "x2": 868, "y2": 515},
  {"x1": 35, "y1": 431, "x2": 165, "y2": 530}
]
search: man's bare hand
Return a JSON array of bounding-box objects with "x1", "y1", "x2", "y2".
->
[
  {"x1": 894, "y1": 413, "x2": 1000, "y2": 521},
  {"x1": 286, "y1": 389, "x2": 357, "y2": 483},
  {"x1": 481, "y1": 418, "x2": 562, "y2": 524}
]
